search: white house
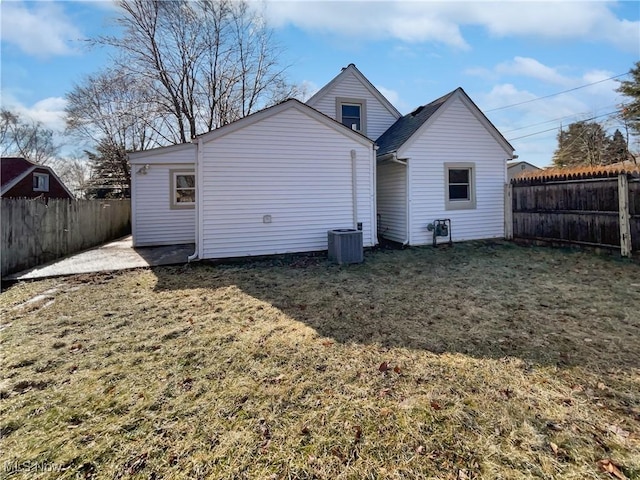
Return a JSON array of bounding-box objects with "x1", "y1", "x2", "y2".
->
[
  {"x1": 130, "y1": 64, "x2": 515, "y2": 258},
  {"x1": 376, "y1": 88, "x2": 515, "y2": 245},
  {"x1": 130, "y1": 99, "x2": 376, "y2": 258}
]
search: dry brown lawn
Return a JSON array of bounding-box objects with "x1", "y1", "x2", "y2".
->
[{"x1": 1, "y1": 241, "x2": 639, "y2": 479}]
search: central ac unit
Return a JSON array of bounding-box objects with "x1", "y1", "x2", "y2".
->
[{"x1": 328, "y1": 229, "x2": 363, "y2": 265}]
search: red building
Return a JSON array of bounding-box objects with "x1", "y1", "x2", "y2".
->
[{"x1": 1, "y1": 157, "x2": 74, "y2": 199}]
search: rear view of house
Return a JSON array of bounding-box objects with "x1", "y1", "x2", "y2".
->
[{"x1": 130, "y1": 64, "x2": 515, "y2": 258}]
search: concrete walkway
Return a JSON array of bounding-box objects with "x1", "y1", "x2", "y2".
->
[{"x1": 4, "y1": 236, "x2": 195, "y2": 281}]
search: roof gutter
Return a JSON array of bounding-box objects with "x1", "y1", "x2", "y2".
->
[{"x1": 377, "y1": 151, "x2": 407, "y2": 166}]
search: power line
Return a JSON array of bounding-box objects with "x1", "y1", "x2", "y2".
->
[
  {"x1": 507, "y1": 110, "x2": 621, "y2": 141},
  {"x1": 502, "y1": 104, "x2": 624, "y2": 133},
  {"x1": 486, "y1": 73, "x2": 628, "y2": 112}
]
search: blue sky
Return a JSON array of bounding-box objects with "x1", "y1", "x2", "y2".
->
[{"x1": 1, "y1": 1, "x2": 639, "y2": 166}]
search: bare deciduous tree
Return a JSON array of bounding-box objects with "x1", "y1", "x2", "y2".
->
[
  {"x1": 82, "y1": 0, "x2": 298, "y2": 144},
  {"x1": 1, "y1": 109, "x2": 60, "y2": 164},
  {"x1": 65, "y1": 68, "x2": 170, "y2": 152}
]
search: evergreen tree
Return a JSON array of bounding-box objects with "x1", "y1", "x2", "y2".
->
[
  {"x1": 552, "y1": 121, "x2": 610, "y2": 168},
  {"x1": 616, "y1": 61, "x2": 640, "y2": 136},
  {"x1": 604, "y1": 129, "x2": 629, "y2": 165},
  {"x1": 84, "y1": 140, "x2": 130, "y2": 198}
]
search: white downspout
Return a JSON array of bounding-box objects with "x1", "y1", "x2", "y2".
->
[
  {"x1": 351, "y1": 149, "x2": 358, "y2": 230},
  {"x1": 187, "y1": 138, "x2": 202, "y2": 262},
  {"x1": 405, "y1": 157, "x2": 411, "y2": 246},
  {"x1": 372, "y1": 144, "x2": 378, "y2": 246}
]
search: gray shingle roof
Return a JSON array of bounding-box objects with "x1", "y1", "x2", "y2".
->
[{"x1": 375, "y1": 89, "x2": 458, "y2": 156}]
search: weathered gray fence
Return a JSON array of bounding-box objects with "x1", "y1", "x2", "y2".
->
[
  {"x1": 1, "y1": 198, "x2": 131, "y2": 277},
  {"x1": 507, "y1": 173, "x2": 638, "y2": 256}
]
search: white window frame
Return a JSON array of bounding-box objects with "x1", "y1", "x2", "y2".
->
[
  {"x1": 33, "y1": 173, "x2": 50, "y2": 192},
  {"x1": 170, "y1": 169, "x2": 195, "y2": 210},
  {"x1": 336, "y1": 97, "x2": 367, "y2": 136},
  {"x1": 444, "y1": 162, "x2": 476, "y2": 210}
]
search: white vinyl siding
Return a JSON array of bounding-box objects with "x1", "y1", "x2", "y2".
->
[
  {"x1": 310, "y1": 71, "x2": 398, "y2": 141},
  {"x1": 131, "y1": 145, "x2": 196, "y2": 247},
  {"x1": 377, "y1": 161, "x2": 407, "y2": 243},
  {"x1": 200, "y1": 107, "x2": 374, "y2": 259},
  {"x1": 403, "y1": 97, "x2": 507, "y2": 244}
]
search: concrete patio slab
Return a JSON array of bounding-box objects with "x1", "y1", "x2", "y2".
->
[{"x1": 3, "y1": 236, "x2": 195, "y2": 282}]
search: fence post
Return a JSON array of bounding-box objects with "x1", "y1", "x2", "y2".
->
[
  {"x1": 618, "y1": 174, "x2": 631, "y2": 258},
  {"x1": 504, "y1": 183, "x2": 513, "y2": 240}
]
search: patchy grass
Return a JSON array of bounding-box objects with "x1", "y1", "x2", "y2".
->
[{"x1": 1, "y1": 242, "x2": 639, "y2": 479}]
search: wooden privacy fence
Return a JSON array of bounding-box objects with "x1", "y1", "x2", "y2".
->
[
  {"x1": 1, "y1": 198, "x2": 131, "y2": 277},
  {"x1": 505, "y1": 172, "x2": 639, "y2": 257}
]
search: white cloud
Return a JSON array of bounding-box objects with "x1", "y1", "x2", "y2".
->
[
  {"x1": 262, "y1": 1, "x2": 469, "y2": 49},
  {"x1": 261, "y1": 1, "x2": 639, "y2": 52},
  {"x1": 2, "y1": 92, "x2": 68, "y2": 133},
  {"x1": 376, "y1": 85, "x2": 411, "y2": 113},
  {"x1": 0, "y1": 1, "x2": 84, "y2": 57},
  {"x1": 299, "y1": 80, "x2": 319, "y2": 101},
  {"x1": 496, "y1": 57, "x2": 572, "y2": 86},
  {"x1": 478, "y1": 76, "x2": 628, "y2": 167}
]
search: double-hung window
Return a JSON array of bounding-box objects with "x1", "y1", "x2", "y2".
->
[
  {"x1": 170, "y1": 170, "x2": 195, "y2": 209},
  {"x1": 336, "y1": 97, "x2": 366, "y2": 135},
  {"x1": 444, "y1": 163, "x2": 476, "y2": 210},
  {"x1": 33, "y1": 173, "x2": 50, "y2": 192}
]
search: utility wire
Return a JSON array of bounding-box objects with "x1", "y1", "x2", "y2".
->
[
  {"x1": 486, "y1": 73, "x2": 628, "y2": 112},
  {"x1": 502, "y1": 103, "x2": 625, "y2": 133},
  {"x1": 507, "y1": 110, "x2": 621, "y2": 141}
]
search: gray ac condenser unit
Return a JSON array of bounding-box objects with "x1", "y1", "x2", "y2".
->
[{"x1": 328, "y1": 229, "x2": 363, "y2": 265}]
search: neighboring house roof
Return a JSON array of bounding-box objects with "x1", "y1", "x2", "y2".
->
[
  {"x1": 507, "y1": 161, "x2": 541, "y2": 171},
  {"x1": 196, "y1": 98, "x2": 374, "y2": 146},
  {"x1": 306, "y1": 63, "x2": 402, "y2": 120},
  {"x1": 1, "y1": 157, "x2": 75, "y2": 198},
  {"x1": 1, "y1": 157, "x2": 35, "y2": 186},
  {"x1": 376, "y1": 87, "x2": 514, "y2": 158}
]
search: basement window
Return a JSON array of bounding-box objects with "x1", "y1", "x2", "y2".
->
[
  {"x1": 444, "y1": 163, "x2": 476, "y2": 210},
  {"x1": 33, "y1": 173, "x2": 50, "y2": 192},
  {"x1": 170, "y1": 170, "x2": 195, "y2": 209}
]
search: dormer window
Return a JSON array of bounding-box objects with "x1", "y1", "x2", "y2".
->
[
  {"x1": 33, "y1": 173, "x2": 49, "y2": 192},
  {"x1": 336, "y1": 97, "x2": 367, "y2": 135},
  {"x1": 342, "y1": 104, "x2": 361, "y2": 130}
]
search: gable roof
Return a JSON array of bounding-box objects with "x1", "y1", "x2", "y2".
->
[
  {"x1": 1, "y1": 157, "x2": 75, "y2": 198},
  {"x1": 376, "y1": 88, "x2": 514, "y2": 158},
  {"x1": 507, "y1": 160, "x2": 541, "y2": 171},
  {"x1": 1, "y1": 157, "x2": 35, "y2": 186},
  {"x1": 129, "y1": 142, "x2": 196, "y2": 163},
  {"x1": 306, "y1": 63, "x2": 401, "y2": 120},
  {"x1": 376, "y1": 91, "x2": 455, "y2": 156},
  {"x1": 196, "y1": 98, "x2": 374, "y2": 147}
]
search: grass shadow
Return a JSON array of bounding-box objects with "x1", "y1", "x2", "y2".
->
[{"x1": 150, "y1": 241, "x2": 640, "y2": 371}]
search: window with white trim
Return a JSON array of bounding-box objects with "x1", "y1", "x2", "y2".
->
[
  {"x1": 444, "y1": 163, "x2": 476, "y2": 210},
  {"x1": 336, "y1": 97, "x2": 367, "y2": 135},
  {"x1": 33, "y1": 173, "x2": 50, "y2": 192},
  {"x1": 170, "y1": 170, "x2": 195, "y2": 209}
]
